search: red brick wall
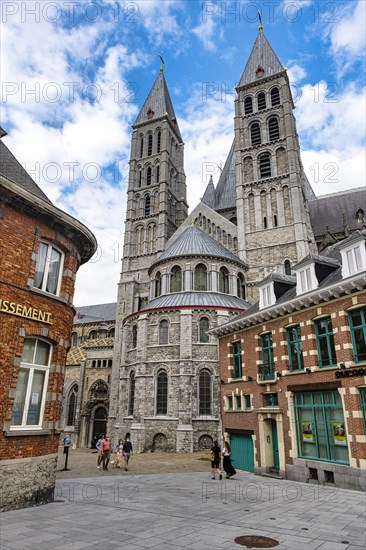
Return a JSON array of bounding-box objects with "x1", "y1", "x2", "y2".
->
[
  {"x1": 0, "y1": 201, "x2": 81, "y2": 460},
  {"x1": 219, "y1": 291, "x2": 366, "y2": 468}
]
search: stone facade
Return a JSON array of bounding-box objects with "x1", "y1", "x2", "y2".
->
[{"x1": 0, "y1": 128, "x2": 96, "y2": 510}]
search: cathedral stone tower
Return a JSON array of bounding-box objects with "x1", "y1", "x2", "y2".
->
[{"x1": 234, "y1": 30, "x2": 316, "y2": 302}]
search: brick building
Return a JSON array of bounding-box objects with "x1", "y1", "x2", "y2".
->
[
  {"x1": 0, "y1": 128, "x2": 96, "y2": 511},
  {"x1": 212, "y1": 231, "x2": 366, "y2": 491}
]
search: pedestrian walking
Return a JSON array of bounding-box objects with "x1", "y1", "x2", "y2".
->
[
  {"x1": 210, "y1": 440, "x2": 222, "y2": 480},
  {"x1": 95, "y1": 434, "x2": 104, "y2": 469},
  {"x1": 123, "y1": 433, "x2": 133, "y2": 471},
  {"x1": 222, "y1": 440, "x2": 236, "y2": 479},
  {"x1": 101, "y1": 434, "x2": 112, "y2": 471},
  {"x1": 114, "y1": 439, "x2": 124, "y2": 468}
]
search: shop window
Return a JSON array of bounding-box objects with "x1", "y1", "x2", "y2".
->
[
  {"x1": 199, "y1": 317, "x2": 209, "y2": 343},
  {"x1": 294, "y1": 391, "x2": 349, "y2": 464},
  {"x1": 348, "y1": 307, "x2": 366, "y2": 363},
  {"x1": 34, "y1": 241, "x2": 63, "y2": 296},
  {"x1": 128, "y1": 372, "x2": 135, "y2": 416},
  {"x1": 287, "y1": 325, "x2": 304, "y2": 371},
  {"x1": 67, "y1": 384, "x2": 78, "y2": 426},
  {"x1": 232, "y1": 341, "x2": 242, "y2": 379},
  {"x1": 314, "y1": 317, "x2": 337, "y2": 367},
  {"x1": 156, "y1": 371, "x2": 168, "y2": 415},
  {"x1": 199, "y1": 369, "x2": 211, "y2": 415},
  {"x1": 359, "y1": 388, "x2": 366, "y2": 434},
  {"x1": 11, "y1": 338, "x2": 51, "y2": 429}
]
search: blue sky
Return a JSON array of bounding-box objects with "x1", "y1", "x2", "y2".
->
[{"x1": 1, "y1": 0, "x2": 365, "y2": 305}]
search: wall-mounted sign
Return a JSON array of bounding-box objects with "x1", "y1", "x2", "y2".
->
[
  {"x1": 335, "y1": 367, "x2": 366, "y2": 378},
  {"x1": 0, "y1": 299, "x2": 52, "y2": 324}
]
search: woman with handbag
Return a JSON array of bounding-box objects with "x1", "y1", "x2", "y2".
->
[{"x1": 210, "y1": 440, "x2": 222, "y2": 480}]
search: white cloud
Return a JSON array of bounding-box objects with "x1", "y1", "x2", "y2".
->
[
  {"x1": 192, "y1": 15, "x2": 218, "y2": 52},
  {"x1": 330, "y1": 0, "x2": 365, "y2": 56}
]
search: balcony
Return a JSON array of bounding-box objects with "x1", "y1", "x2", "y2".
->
[{"x1": 258, "y1": 363, "x2": 276, "y2": 382}]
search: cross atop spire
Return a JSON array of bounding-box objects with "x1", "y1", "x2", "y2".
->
[{"x1": 238, "y1": 31, "x2": 284, "y2": 87}]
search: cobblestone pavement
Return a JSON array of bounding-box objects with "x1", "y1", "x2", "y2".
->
[
  {"x1": 56, "y1": 447, "x2": 210, "y2": 479},
  {"x1": 1, "y1": 452, "x2": 365, "y2": 550}
]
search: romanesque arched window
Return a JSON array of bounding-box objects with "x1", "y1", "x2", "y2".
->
[
  {"x1": 250, "y1": 122, "x2": 261, "y2": 146},
  {"x1": 248, "y1": 192, "x2": 255, "y2": 231},
  {"x1": 219, "y1": 267, "x2": 229, "y2": 294},
  {"x1": 259, "y1": 153, "x2": 272, "y2": 179},
  {"x1": 157, "y1": 131, "x2": 161, "y2": 153},
  {"x1": 146, "y1": 166, "x2": 152, "y2": 186},
  {"x1": 260, "y1": 190, "x2": 268, "y2": 229},
  {"x1": 271, "y1": 188, "x2": 278, "y2": 227},
  {"x1": 268, "y1": 116, "x2": 280, "y2": 141},
  {"x1": 237, "y1": 273, "x2": 246, "y2": 299},
  {"x1": 147, "y1": 134, "x2": 153, "y2": 156},
  {"x1": 244, "y1": 96, "x2": 253, "y2": 115},
  {"x1": 271, "y1": 87, "x2": 280, "y2": 106},
  {"x1": 195, "y1": 264, "x2": 207, "y2": 291},
  {"x1": 89, "y1": 330, "x2": 97, "y2": 340},
  {"x1": 128, "y1": 372, "x2": 135, "y2": 416},
  {"x1": 199, "y1": 317, "x2": 209, "y2": 343},
  {"x1": 67, "y1": 384, "x2": 78, "y2": 426},
  {"x1": 243, "y1": 156, "x2": 254, "y2": 182},
  {"x1": 139, "y1": 136, "x2": 144, "y2": 158},
  {"x1": 108, "y1": 328, "x2": 115, "y2": 338},
  {"x1": 156, "y1": 370, "x2": 168, "y2": 415},
  {"x1": 147, "y1": 224, "x2": 155, "y2": 254},
  {"x1": 199, "y1": 369, "x2": 211, "y2": 416},
  {"x1": 155, "y1": 271, "x2": 162, "y2": 297},
  {"x1": 132, "y1": 324, "x2": 137, "y2": 348},
  {"x1": 144, "y1": 195, "x2": 151, "y2": 216},
  {"x1": 171, "y1": 265, "x2": 182, "y2": 293},
  {"x1": 136, "y1": 225, "x2": 143, "y2": 256},
  {"x1": 276, "y1": 147, "x2": 287, "y2": 175},
  {"x1": 159, "y1": 320, "x2": 169, "y2": 345},
  {"x1": 71, "y1": 332, "x2": 78, "y2": 347},
  {"x1": 138, "y1": 169, "x2": 142, "y2": 188},
  {"x1": 156, "y1": 164, "x2": 160, "y2": 183},
  {"x1": 284, "y1": 259, "x2": 292, "y2": 275},
  {"x1": 257, "y1": 91, "x2": 266, "y2": 110}
]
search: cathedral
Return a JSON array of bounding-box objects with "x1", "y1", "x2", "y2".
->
[{"x1": 106, "y1": 29, "x2": 364, "y2": 452}]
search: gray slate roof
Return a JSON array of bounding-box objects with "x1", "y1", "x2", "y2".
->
[
  {"x1": 0, "y1": 139, "x2": 52, "y2": 203},
  {"x1": 133, "y1": 72, "x2": 182, "y2": 140},
  {"x1": 141, "y1": 292, "x2": 250, "y2": 312},
  {"x1": 201, "y1": 176, "x2": 216, "y2": 209},
  {"x1": 309, "y1": 188, "x2": 366, "y2": 238},
  {"x1": 201, "y1": 141, "x2": 236, "y2": 212},
  {"x1": 74, "y1": 302, "x2": 117, "y2": 324},
  {"x1": 154, "y1": 226, "x2": 245, "y2": 266},
  {"x1": 293, "y1": 253, "x2": 340, "y2": 270},
  {"x1": 239, "y1": 31, "x2": 284, "y2": 87}
]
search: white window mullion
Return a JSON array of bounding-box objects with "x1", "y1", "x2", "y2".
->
[{"x1": 23, "y1": 367, "x2": 34, "y2": 426}]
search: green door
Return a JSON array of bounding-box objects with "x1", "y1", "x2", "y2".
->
[
  {"x1": 230, "y1": 434, "x2": 254, "y2": 472},
  {"x1": 271, "y1": 420, "x2": 279, "y2": 470}
]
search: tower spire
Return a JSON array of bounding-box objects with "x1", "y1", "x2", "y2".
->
[
  {"x1": 258, "y1": 9, "x2": 263, "y2": 31},
  {"x1": 158, "y1": 52, "x2": 165, "y2": 73}
]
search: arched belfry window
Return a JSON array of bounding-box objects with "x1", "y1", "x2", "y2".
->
[
  {"x1": 195, "y1": 264, "x2": 207, "y2": 291},
  {"x1": 259, "y1": 153, "x2": 272, "y2": 179},
  {"x1": 171, "y1": 265, "x2": 182, "y2": 293},
  {"x1": 237, "y1": 272, "x2": 246, "y2": 299},
  {"x1": 250, "y1": 122, "x2": 261, "y2": 146},
  {"x1": 67, "y1": 384, "x2": 78, "y2": 426},
  {"x1": 159, "y1": 320, "x2": 169, "y2": 345},
  {"x1": 156, "y1": 164, "x2": 160, "y2": 183},
  {"x1": 132, "y1": 324, "x2": 137, "y2": 348},
  {"x1": 271, "y1": 87, "x2": 280, "y2": 106},
  {"x1": 257, "y1": 92, "x2": 266, "y2": 111},
  {"x1": 128, "y1": 372, "x2": 135, "y2": 416},
  {"x1": 147, "y1": 134, "x2": 153, "y2": 156},
  {"x1": 144, "y1": 195, "x2": 151, "y2": 216},
  {"x1": 155, "y1": 271, "x2": 162, "y2": 297},
  {"x1": 244, "y1": 96, "x2": 253, "y2": 115},
  {"x1": 219, "y1": 267, "x2": 230, "y2": 294},
  {"x1": 268, "y1": 116, "x2": 280, "y2": 141},
  {"x1": 157, "y1": 131, "x2": 161, "y2": 153},
  {"x1": 140, "y1": 136, "x2": 144, "y2": 158},
  {"x1": 199, "y1": 369, "x2": 211, "y2": 416},
  {"x1": 199, "y1": 317, "x2": 209, "y2": 343},
  {"x1": 156, "y1": 371, "x2": 168, "y2": 415},
  {"x1": 146, "y1": 166, "x2": 152, "y2": 186}
]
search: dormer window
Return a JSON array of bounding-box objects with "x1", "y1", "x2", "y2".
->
[
  {"x1": 147, "y1": 108, "x2": 154, "y2": 120},
  {"x1": 256, "y1": 65, "x2": 264, "y2": 78},
  {"x1": 295, "y1": 263, "x2": 317, "y2": 295},
  {"x1": 341, "y1": 240, "x2": 365, "y2": 278},
  {"x1": 259, "y1": 283, "x2": 275, "y2": 309}
]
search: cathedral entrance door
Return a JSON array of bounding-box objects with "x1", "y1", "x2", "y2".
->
[{"x1": 92, "y1": 407, "x2": 107, "y2": 441}]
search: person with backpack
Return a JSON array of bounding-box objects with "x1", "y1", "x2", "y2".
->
[
  {"x1": 123, "y1": 433, "x2": 133, "y2": 471},
  {"x1": 210, "y1": 440, "x2": 222, "y2": 480}
]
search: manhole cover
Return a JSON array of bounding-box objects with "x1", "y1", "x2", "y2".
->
[{"x1": 234, "y1": 535, "x2": 279, "y2": 548}]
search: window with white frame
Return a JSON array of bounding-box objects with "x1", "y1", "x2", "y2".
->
[
  {"x1": 11, "y1": 338, "x2": 51, "y2": 429},
  {"x1": 296, "y1": 264, "x2": 317, "y2": 294},
  {"x1": 34, "y1": 242, "x2": 63, "y2": 295},
  {"x1": 259, "y1": 283, "x2": 274, "y2": 309},
  {"x1": 341, "y1": 243, "x2": 365, "y2": 278}
]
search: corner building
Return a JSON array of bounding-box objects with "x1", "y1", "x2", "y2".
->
[
  {"x1": 0, "y1": 128, "x2": 96, "y2": 510},
  {"x1": 109, "y1": 31, "x2": 364, "y2": 453}
]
